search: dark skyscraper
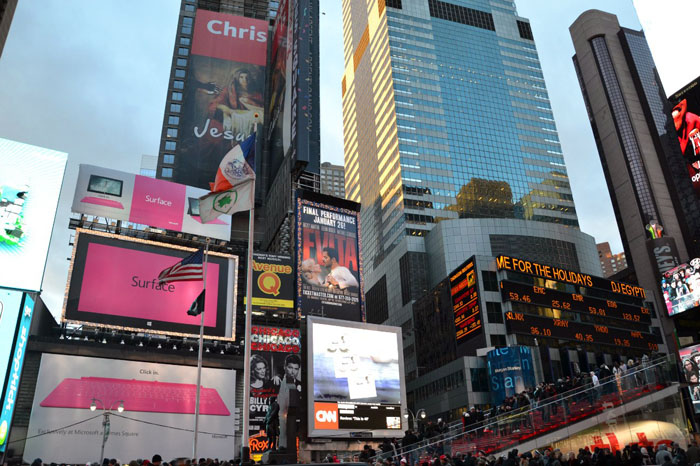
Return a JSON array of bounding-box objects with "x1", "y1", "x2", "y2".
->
[
  {"x1": 0, "y1": 0, "x2": 18, "y2": 60},
  {"x1": 570, "y1": 10, "x2": 700, "y2": 348}
]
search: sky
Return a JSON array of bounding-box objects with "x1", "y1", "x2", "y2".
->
[{"x1": 0, "y1": 0, "x2": 697, "y2": 317}]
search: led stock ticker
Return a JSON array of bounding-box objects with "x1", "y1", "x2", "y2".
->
[
  {"x1": 503, "y1": 311, "x2": 660, "y2": 351},
  {"x1": 500, "y1": 280, "x2": 651, "y2": 324}
]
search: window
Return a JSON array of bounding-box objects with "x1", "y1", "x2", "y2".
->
[
  {"x1": 173, "y1": 80, "x2": 184, "y2": 89},
  {"x1": 166, "y1": 128, "x2": 178, "y2": 138},
  {"x1": 181, "y1": 26, "x2": 192, "y2": 35},
  {"x1": 486, "y1": 302, "x2": 503, "y2": 323},
  {"x1": 179, "y1": 37, "x2": 191, "y2": 46},
  {"x1": 164, "y1": 141, "x2": 176, "y2": 151},
  {"x1": 176, "y1": 58, "x2": 187, "y2": 67},
  {"x1": 168, "y1": 116, "x2": 180, "y2": 125},
  {"x1": 175, "y1": 69, "x2": 186, "y2": 78},
  {"x1": 178, "y1": 47, "x2": 189, "y2": 56},
  {"x1": 184, "y1": 4, "x2": 195, "y2": 11},
  {"x1": 163, "y1": 154, "x2": 175, "y2": 164},
  {"x1": 470, "y1": 368, "x2": 489, "y2": 392},
  {"x1": 171, "y1": 92, "x2": 183, "y2": 101},
  {"x1": 161, "y1": 168, "x2": 173, "y2": 178},
  {"x1": 170, "y1": 103, "x2": 181, "y2": 113},
  {"x1": 481, "y1": 271, "x2": 498, "y2": 292},
  {"x1": 182, "y1": 17, "x2": 193, "y2": 26},
  {"x1": 490, "y1": 334, "x2": 506, "y2": 347}
]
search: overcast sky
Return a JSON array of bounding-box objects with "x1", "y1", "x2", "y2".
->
[{"x1": 0, "y1": 0, "x2": 697, "y2": 317}]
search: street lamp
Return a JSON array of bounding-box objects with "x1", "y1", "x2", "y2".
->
[
  {"x1": 403, "y1": 408, "x2": 427, "y2": 431},
  {"x1": 90, "y1": 398, "x2": 125, "y2": 464}
]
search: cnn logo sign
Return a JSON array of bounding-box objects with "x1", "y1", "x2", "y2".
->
[{"x1": 314, "y1": 403, "x2": 339, "y2": 429}]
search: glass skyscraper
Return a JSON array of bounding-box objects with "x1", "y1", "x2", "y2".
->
[{"x1": 342, "y1": 0, "x2": 579, "y2": 276}]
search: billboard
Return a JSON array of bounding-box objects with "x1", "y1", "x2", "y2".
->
[
  {"x1": 661, "y1": 258, "x2": 700, "y2": 316},
  {"x1": 72, "y1": 165, "x2": 232, "y2": 240},
  {"x1": 172, "y1": 10, "x2": 267, "y2": 189},
  {"x1": 680, "y1": 342, "x2": 700, "y2": 413},
  {"x1": 307, "y1": 317, "x2": 406, "y2": 438},
  {"x1": 250, "y1": 253, "x2": 294, "y2": 316},
  {"x1": 22, "y1": 354, "x2": 235, "y2": 463},
  {"x1": 248, "y1": 325, "x2": 301, "y2": 455},
  {"x1": 296, "y1": 194, "x2": 364, "y2": 322},
  {"x1": 0, "y1": 291, "x2": 33, "y2": 452},
  {"x1": 486, "y1": 346, "x2": 536, "y2": 405},
  {"x1": 669, "y1": 78, "x2": 700, "y2": 198},
  {"x1": 0, "y1": 138, "x2": 67, "y2": 291},
  {"x1": 63, "y1": 229, "x2": 237, "y2": 339},
  {"x1": 450, "y1": 257, "x2": 483, "y2": 344},
  {"x1": 0, "y1": 289, "x2": 24, "y2": 398}
]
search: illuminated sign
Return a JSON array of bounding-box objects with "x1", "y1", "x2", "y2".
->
[
  {"x1": 250, "y1": 253, "x2": 294, "y2": 315},
  {"x1": 500, "y1": 280, "x2": 651, "y2": 324},
  {"x1": 496, "y1": 255, "x2": 646, "y2": 299},
  {"x1": 669, "y1": 77, "x2": 700, "y2": 199},
  {"x1": 661, "y1": 259, "x2": 700, "y2": 317},
  {"x1": 504, "y1": 311, "x2": 661, "y2": 351},
  {"x1": 450, "y1": 257, "x2": 482, "y2": 342},
  {"x1": 307, "y1": 317, "x2": 406, "y2": 438}
]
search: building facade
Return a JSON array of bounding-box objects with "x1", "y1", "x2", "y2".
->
[
  {"x1": 570, "y1": 10, "x2": 700, "y2": 350},
  {"x1": 320, "y1": 161, "x2": 346, "y2": 198},
  {"x1": 597, "y1": 241, "x2": 627, "y2": 278},
  {"x1": 0, "y1": 0, "x2": 17, "y2": 60}
]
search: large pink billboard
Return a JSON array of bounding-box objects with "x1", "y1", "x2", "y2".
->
[
  {"x1": 63, "y1": 230, "x2": 237, "y2": 339},
  {"x1": 71, "y1": 164, "x2": 232, "y2": 241}
]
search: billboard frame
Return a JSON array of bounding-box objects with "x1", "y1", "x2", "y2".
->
[
  {"x1": 306, "y1": 316, "x2": 407, "y2": 439},
  {"x1": 61, "y1": 228, "x2": 238, "y2": 341}
]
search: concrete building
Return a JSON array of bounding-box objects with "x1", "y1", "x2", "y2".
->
[
  {"x1": 320, "y1": 161, "x2": 346, "y2": 199},
  {"x1": 570, "y1": 10, "x2": 700, "y2": 350},
  {"x1": 597, "y1": 242, "x2": 628, "y2": 278}
]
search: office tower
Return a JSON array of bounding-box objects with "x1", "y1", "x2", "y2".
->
[
  {"x1": 342, "y1": 0, "x2": 607, "y2": 385},
  {"x1": 320, "y1": 162, "x2": 346, "y2": 198},
  {"x1": 0, "y1": 0, "x2": 17, "y2": 60},
  {"x1": 597, "y1": 242, "x2": 627, "y2": 278},
  {"x1": 570, "y1": 10, "x2": 700, "y2": 346}
]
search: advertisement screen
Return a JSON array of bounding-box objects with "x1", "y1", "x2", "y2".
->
[
  {"x1": 0, "y1": 138, "x2": 67, "y2": 291},
  {"x1": 296, "y1": 196, "x2": 364, "y2": 322},
  {"x1": 72, "y1": 165, "x2": 232, "y2": 240},
  {"x1": 487, "y1": 346, "x2": 536, "y2": 405},
  {"x1": 22, "y1": 354, "x2": 235, "y2": 463},
  {"x1": 0, "y1": 289, "x2": 24, "y2": 402},
  {"x1": 307, "y1": 317, "x2": 406, "y2": 438},
  {"x1": 450, "y1": 257, "x2": 483, "y2": 343},
  {"x1": 250, "y1": 253, "x2": 294, "y2": 317},
  {"x1": 661, "y1": 259, "x2": 700, "y2": 317},
  {"x1": 248, "y1": 325, "x2": 301, "y2": 455},
  {"x1": 172, "y1": 10, "x2": 267, "y2": 189},
  {"x1": 669, "y1": 78, "x2": 700, "y2": 198},
  {"x1": 0, "y1": 292, "x2": 34, "y2": 453},
  {"x1": 679, "y1": 342, "x2": 700, "y2": 413},
  {"x1": 266, "y1": 0, "x2": 292, "y2": 186},
  {"x1": 63, "y1": 229, "x2": 237, "y2": 339}
]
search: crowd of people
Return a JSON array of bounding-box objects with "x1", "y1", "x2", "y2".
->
[
  {"x1": 27, "y1": 456, "x2": 245, "y2": 466},
  {"x1": 361, "y1": 442, "x2": 698, "y2": 466}
]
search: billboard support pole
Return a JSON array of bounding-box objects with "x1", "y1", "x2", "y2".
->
[
  {"x1": 241, "y1": 199, "x2": 255, "y2": 463},
  {"x1": 193, "y1": 238, "x2": 210, "y2": 460}
]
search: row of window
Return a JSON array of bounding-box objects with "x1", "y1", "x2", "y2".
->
[{"x1": 413, "y1": 370, "x2": 465, "y2": 402}]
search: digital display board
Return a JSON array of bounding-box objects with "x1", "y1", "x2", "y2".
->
[
  {"x1": 22, "y1": 354, "x2": 235, "y2": 463},
  {"x1": 72, "y1": 165, "x2": 232, "y2": 241},
  {"x1": 0, "y1": 138, "x2": 67, "y2": 291},
  {"x1": 0, "y1": 289, "x2": 23, "y2": 400},
  {"x1": 63, "y1": 229, "x2": 237, "y2": 339},
  {"x1": 669, "y1": 77, "x2": 700, "y2": 199},
  {"x1": 250, "y1": 253, "x2": 294, "y2": 316},
  {"x1": 487, "y1": 347, "x2": 536, "y2": 405},
  {"x1": 679, "y1": 342, "x2": 700, "y2": 413},
  {"x1": 661, "y1": 259, "x2": 700, "y2": 317},
  {"x1": 307, "y1": 317, "x2": 406, "y2": 438},
  {"x1": 504, "y1": 311, "x2": 661, "y2": 351},
  {"x1": 296, "y1": 194, "x2": 364, "y2": 322},
  {"x1": 496, "y1": 255, "x2": 646, "y2": 299},
  {"x1": 248, "y1": 326, "x2": 301, "y2": 454},
  {"x1": 450, "y1": 257, "x2": 482, "y2": 342},
  {"x1": 500, "y1": 280, "x2": 651, "y2": 324}
]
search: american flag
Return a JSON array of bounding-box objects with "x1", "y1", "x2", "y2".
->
[{"x1": 158, "y1": 249, "x2": 204, "y2": 284}]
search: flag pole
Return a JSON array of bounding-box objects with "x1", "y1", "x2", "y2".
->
[
  {"x1": 193, "y1": 238, "x2": 210, "y2": 460},
  {"x1": 241, "y1": 184, "x2": 255, "y2": 463}
]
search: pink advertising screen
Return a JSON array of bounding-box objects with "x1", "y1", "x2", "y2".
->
[{"x1": 63, "y1": 230, "x2": 236, "y2": 339}]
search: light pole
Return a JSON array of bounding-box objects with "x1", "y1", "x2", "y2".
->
[
  {"x1": 90, "y1": 398, "x2": 124, "y2": 464},
  {"x1": 403, "y1": 408, "x2": 426, "y2": 431}
]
